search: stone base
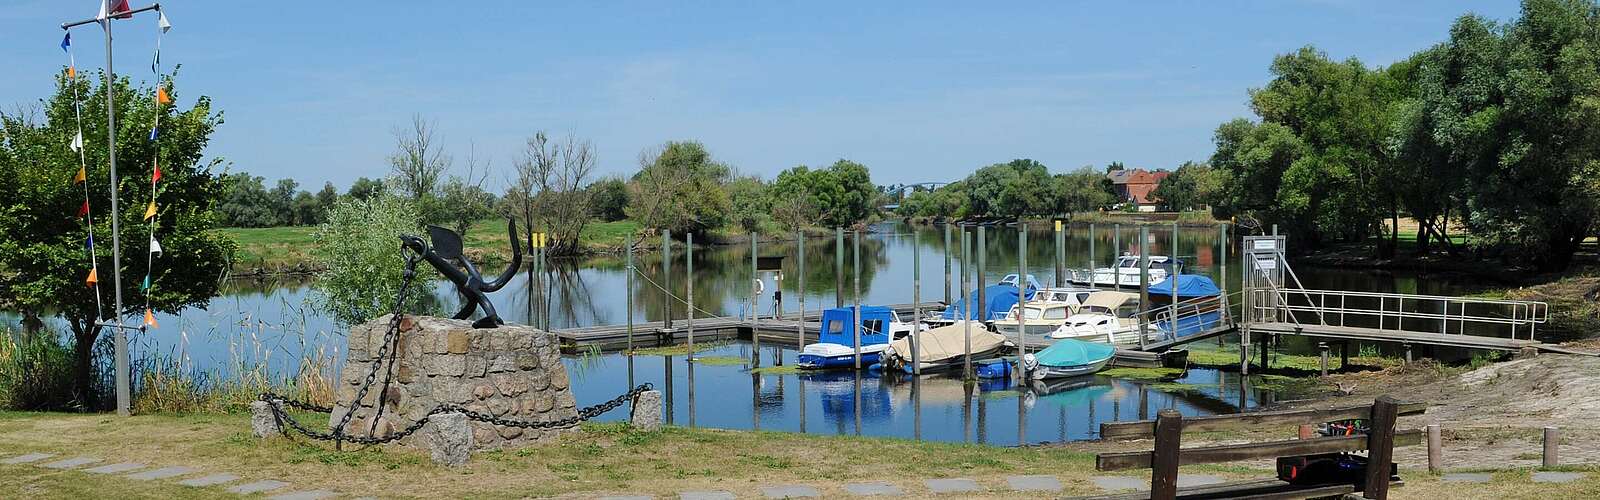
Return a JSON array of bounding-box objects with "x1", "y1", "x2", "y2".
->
[{"x1": 330, "y1": 315, "x2": 578, "y2": 450}]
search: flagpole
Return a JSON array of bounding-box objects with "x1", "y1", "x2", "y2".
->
[{"x1": 62, "y1": 2, "x2": 164, "y2": 418}]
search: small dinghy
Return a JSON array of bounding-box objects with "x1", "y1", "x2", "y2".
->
[{"x1": 1022, "y1": 338, "x2": 1115, "y2": 380}]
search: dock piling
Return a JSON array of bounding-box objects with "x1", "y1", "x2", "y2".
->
[
  {"x1": 751, "y1": 234, "x2": 759, "y2": 367},
  {"x1": 913, "y1": 231, "x2": 922, "y2": 376},
  {"x1": 1139, "y1": 226, "x2": 1150, "y2": 350},
  {"x1": 835, "y1": 228, "x2": 845, "y2": 309},
  {"x1": 1544, "y1": 426, "x2": 1560, "y2": 467},
  {"x1": 1318, "y1": 342, "x2": 1329, "y2": 376},
  {"x1": 853, "y1": 229, "x2": 862, "y2": 370},
  {"x1": 962, "y1": 227, "x2": 973, "y2": 380},
  {"x1": 978, "y1": 226, "x2": 987, "y2": 321},
  {"x1": 1088, "y1": 222, "x2": 1096, "y2": 279},
  {"x1": 1170, "y1": 222, "x2": 1178, "y2": 340},
  {"x1": 687, "y1": 233, "x2": 695, "y2": 358},
  {"x1": 944, "y1": 223, "x2": 953, "y2": 304},
  {"x1": 1114, "y1": 223, "x2": 1122, "y2": 285},
  {"x1": 626, "y1": 234, "x2": 634, "y2": 354},
  {"x1": 662, "y1": 230, "x2": 673, "y2": 333},
  {"x1": 1054, "y1": 220, "x2": 1065, "y2": 287},
  {"x1": 797, "y1": 230, "x2": 805, "y2": 354},
  {"x1": 1427, "y1": 424, "x2": 1442, "y2": 473},
  {"x1": 1017, "y1": 222, "x2": 1028, "y2": 379}
]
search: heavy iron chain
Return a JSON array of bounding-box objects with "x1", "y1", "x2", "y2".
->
[
  {"x1": 259, "y1": 383, "x2": 652, "y2": 445},
  {"x1": 258, "y1": 242, "x2": 653, "y2": 446}
]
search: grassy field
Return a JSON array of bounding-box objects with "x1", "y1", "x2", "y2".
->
[
  {"x1": 1, "y1": 411, "x2": 1594, "y2": 499},
  {"x1": 217, "y1": 219, "x2": 641, "y2": 273}
]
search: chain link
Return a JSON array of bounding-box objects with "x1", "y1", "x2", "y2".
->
[{"x1": 257, "y1": 242, "x2": 653, "y2": 446}]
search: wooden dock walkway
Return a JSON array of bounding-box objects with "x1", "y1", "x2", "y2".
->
[{"x1": 554, "y1": 301, "x2": 944, "y2": 351}]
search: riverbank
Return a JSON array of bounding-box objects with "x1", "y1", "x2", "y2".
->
[{"x1": 4, "y1": 406, "x2": 1595, "y2": 499}]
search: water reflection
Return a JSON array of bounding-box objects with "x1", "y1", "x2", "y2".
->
[{"x1": 571, "y1": 342, "x2": 1278, "y2": 445}]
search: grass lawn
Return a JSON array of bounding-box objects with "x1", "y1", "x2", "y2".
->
[
  {"x1": 217, "y1": 219, "x2": 642, "y2": 273},
  {"x1": 1, "y1": 411, "x2": 1595, "y2": 498}
]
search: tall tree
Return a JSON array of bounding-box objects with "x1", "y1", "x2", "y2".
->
[
  {"x1": 0, "y1": 72, "x2": 233, "y2": 406},
  {"x1": 626, "y1": 141, "x2": 730, "y2": 236},
  {"x1": 512, "y1": 132, "x2": 597, "y2": 255},
  {"x1": 388, "y1": 115, "x2": 449, "y2": 224}
]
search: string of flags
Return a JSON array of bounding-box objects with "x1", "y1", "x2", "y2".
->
[
  {"x1": 62, "y1": 29, "x2": 106, "y2": 317},
  {"x1": 141, "y1": 7, "x2": 172, "y2": 329},
  {"x1": 61, "y1": 3, "x2": 176, "y2": 330}
]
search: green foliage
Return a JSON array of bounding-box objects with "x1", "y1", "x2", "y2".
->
[
  {"x1": 0, "y1": 71, "x2": 233, "y2": 406},
  {"x1": 1053, "y1": 166, "x2": 1117, "y2": 214},
  {"x1": 0, "y1": 330, "x2": 80, "y2": 411},
  {"x1": 587, "y1": 176, "x2": 629, "y2": 222},
  {"x1": 725, "y1": 175, "x2": 772, "y2": 233},
  {"x1": 346, "y1": 176, "x2": 386, "y2": 201},
  {"x1": 309, "y1": 193, "x2": 429, "y2": 326},
  {"x1": 1151, "y1": 161, "x2": 1222, "y2": 212},
  {"x1": 964, "y1": 159, "x2": 1056, "y2": 217},
  {"x1": 626, "y1": 141, "x2": 731, "y2": 235},
  {"x1": 436, "y1": 177, "x2": 495, "y2": 238},
  {"x1": 217, "y1": 173, "x2": 277, "y2": 227},
  {"x1": 768, "y1": 160, "x2": 880, "y2": 228}
]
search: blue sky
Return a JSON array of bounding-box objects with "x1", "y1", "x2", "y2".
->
[{"x1": 1, "y1": 1, "x2": 1520, "y2": 190}]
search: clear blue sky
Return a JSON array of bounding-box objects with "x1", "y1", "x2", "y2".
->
[{"x1": 1, "y1": 1, "x2": 1520, "y2": 190}]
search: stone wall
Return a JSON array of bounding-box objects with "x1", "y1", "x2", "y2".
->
[{"x1": 330, "y1": 315, "x2": 578, "y2": 450}]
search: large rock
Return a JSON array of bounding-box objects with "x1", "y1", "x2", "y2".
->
[{"x1": 329, "y1": 315, "x2": 578, "y2": 451}]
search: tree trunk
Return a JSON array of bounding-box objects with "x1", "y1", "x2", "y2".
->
[
  {"x1": 68, "y1": 317, "x2": 100, "y2": 410},
  {"x1": 1416, "y1": 217, "x2": 1434, "y2": 256}
]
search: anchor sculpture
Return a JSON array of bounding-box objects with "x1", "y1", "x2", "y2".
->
[{"x1": 400, "y1": 219, "x2": 523, "y2": 328}]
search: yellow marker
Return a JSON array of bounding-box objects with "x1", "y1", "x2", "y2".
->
[{"x1": 1055, "y1": 220, "x2": 1063, "y2": 232}]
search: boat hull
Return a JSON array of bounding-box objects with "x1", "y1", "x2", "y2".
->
[
  {"x1": 1031, "y1": 356, "x2": 1112, "y2": 380},
  {"x1": 797, "y1": 343, "x2": 888, "y2": 370}
]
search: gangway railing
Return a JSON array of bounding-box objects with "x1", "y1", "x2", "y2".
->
[
  {"x1": 1246, "y1": 288, "x2": 1548, "y2": 341},
  {"x1": 1144, "y1": 291, "x2": 1240, "y2": 343}
]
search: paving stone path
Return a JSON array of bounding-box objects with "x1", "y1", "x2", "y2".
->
[
  {"x1": 678, "y1": 491, "x2": 737, "y2": 500},
  {"x1": 1, "y1": 452, "x2": 55, "y2": 465},
  {"x1": 844, "y1": 482, "x2": 903, "y2": 496},
  {"x1": 178, "y1": 473, "x2": 241, "y2": 487},
  {"x1": 1532, "y1": 471, "x2": 1586, "y2": 483},
  {"x1": 40, "y1": 457, "x2": 99, "y2": 469},
  {"x1": 127, "y1": 466, "x2": 199, "y2": 481},
  {"x1": 227, "y1": 479, "x2": 291, "y2": 495},
  {"x1": 84, "y1": 462, "x2": 145, "y2": 474},
  {"x1": 761, "y1": 484, "x2": 821, "y2": 498},
  {"x1": 1442, "y1": 472, "x2": 1492, "y2": 483},
  {"x1": 1006, "y1": 475, "x2": 1064, "y2": 492},
  {"x1": 924, "y1": 478, "x2": 982, "y2": 493}
]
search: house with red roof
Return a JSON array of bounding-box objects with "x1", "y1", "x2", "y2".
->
[{"x1": 1106, "y1": 168, "x2": 1170, "y2": 212}]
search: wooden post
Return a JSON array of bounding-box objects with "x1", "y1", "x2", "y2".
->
[
  {"x1": 662, "y1": 230, "x2": 672, "y2": 331},
  {"x1": 1240, "y1": 328, "x2": 1251, "y2": 376},
  {"x1": 977, "y1": 226, "x2": 987, "y2": 320},
  {"x1": 1544, "y1": 426, "x2": 1559, "y2": 468},
  {"x1": 962, "y1": 228, "x2": 973, "y2": 379},
  {"x1": 797, "y1": 230, "x2": 805, "y2": 354},
  {"x1": 751, "y1": 234, "x2": 760, "y2": 367},
  {"x1": 687, "y1": 233, "x2": 695, "y2": 357},
  {"x1": 1114, "y1": 223, "x2": 1122, "y2": 286},
  {"x1": 1055, "y1": 220, "x2": 1065, "y2": 287},
  {"x1": 1139, "y1": 226, "x2": 1150, "y2": 349},
  {"x1": 913, "y1": 231, "x2": 922, "y2": 375},
  {"x1": 944, "y1": 223, "x2": 953, "y2": 305},
  {"x1": 1088, "y1": 222, "x2": 1096, "y2": 278},
  {"x1": 1017, "y1": 222, "x2": 1028, "y2": 376},
  {"x1": 835, "y1": 227, "x2": 844, "y2": 309},
  {"x1": 1364, "y1": 396, "x2": 1400, "y2": 499},
  {"x1": 1151, "y1": 409, "x2": 1183, "y2": 500},
  {"x1": 1404, "y1": 343, "x2": 1412, "y2": 363},
  {"x1": 853, "y1": 229, "x2": 862, "y2": 370},
  {"x1": 626, "y1": 234, "x2": 634, "y2": 353},
  {"x1": 1319, "y1": 342, "x2": 1330, "y2": 377},
  {"x1": 1427, "y1": 424, "x2": 1442, "y2": 474}
]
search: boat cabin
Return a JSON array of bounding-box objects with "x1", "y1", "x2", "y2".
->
[
  {"x1": 1035, "y1": 286, "x2": 1096, "y2": 306},
  {"x1": 1076, "y1": 291, "x2": 1142, "y2": 319},
  {"x1": 1111, "y1": 254, "x2": 1181, "y2": 275},
  {"x1": 997, "y1": 273, "x2": 1043, "y2": 290},
  {"x1": 818, "y1": 306, "x2": 896, "y2": 347}
]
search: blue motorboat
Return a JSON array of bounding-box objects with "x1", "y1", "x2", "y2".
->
[
  {"x1": 798, "y1": 306, "x2": 913, "y2": 369},
  {"x1": 1022, "y1": 338, "x2": 1116, "y2": 380}
]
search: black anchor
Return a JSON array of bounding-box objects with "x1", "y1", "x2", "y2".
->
[{"x1": 399, "y1": 219, "x2": 523, "y2": 328}]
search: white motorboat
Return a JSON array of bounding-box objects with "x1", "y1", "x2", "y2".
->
[
  {"x1": 1068, "y1": 254, "x2": 1180, "y2": 288},
  {"x1": 1047, "y1": 291, "x2": 1166, "y2": 345}
]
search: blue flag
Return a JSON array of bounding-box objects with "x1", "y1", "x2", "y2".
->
[
  {"x1": 60, "y1": 32, "x2": 70, "y2": 53},
  {"x1": 148, "y1": 126, "x2": 158, "y2": 142},
  {"x1": 86, "y1": 234, "x2": 94, "y2": 252}
]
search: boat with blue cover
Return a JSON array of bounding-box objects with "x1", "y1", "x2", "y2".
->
[
  {"x1": 1022, "y1": 338, "x2": 1116, "y2": 380},
  {"x1": 928, "y1": 274, "x2": 1041, "y2": 327},
  {"x1": 797, "y1": 306, "x2": 914, "y2": 370},
  {"x1": 1144, "y1": 274, "x2": 1225, "y2": 339}
]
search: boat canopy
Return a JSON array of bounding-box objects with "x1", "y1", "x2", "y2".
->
[
  {"x1": 818, "y1": 306, "x2": 895, "y2": 347},
  {"x1": 1144, "y1": 274, "x2": 1221, "y2": 298},
  {"x1": 942, "y1": 284, "x2": 1033, "y2": 321},
  {"x1": 1080, "y1": 291, "x2": 1138, "y2": 311},
  {"x1": 1032, "y1": 338, "x2": 1116, "y2": 367}
]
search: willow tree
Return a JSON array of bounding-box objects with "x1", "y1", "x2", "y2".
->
[{"x1": 0, "y1": 71, "x2": 232, "y2": 407}]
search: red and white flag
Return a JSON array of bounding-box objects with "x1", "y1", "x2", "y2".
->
[{"x1": 97, "y1": 0, "x2": 133, "y2": 21}]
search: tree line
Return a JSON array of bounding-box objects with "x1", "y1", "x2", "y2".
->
[
  {"x1": 897, "y1": 159, "x2": 1119, "y2": 218},
  {"x1": 1195, "y1": 0, "x2": 1600, "y2": 270}
]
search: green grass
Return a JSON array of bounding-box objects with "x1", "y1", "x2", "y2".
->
[
  {"x1": 219, "y1": 218, "x2": 645, "y2": 273},
  {"x1": 631, "y1": 341, "x2": 731, "y2": 357},
  {"x1": 1100, "y1": 367, "x2": 1185, "y2": 380}
]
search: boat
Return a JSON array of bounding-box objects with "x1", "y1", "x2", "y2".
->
[
  {"x1": 991, "y1": 286, "x2": 1098, "y2": 339},
  {"x1": 1022, "y1": 338, "x2": 1115, "y2": 380},
  {"x1": 1144, "y1": 274, "x2": 1225, "y2": 340},
  {"x1": 797, "y1": 306, "x2": 915, "y2": 370},
  {"x1": 1047, "y1": 291, "x2": 1166, "y2": 345},
  {"x1": 881, "y1": 321, "x2": 1008, "y2": 373},
  {"x1": 1068, "y1": 254, "x2": 1181, "y2": 288},
  {"x1": 927, "y1": 274, "x2": 1041, "y2": 327}
]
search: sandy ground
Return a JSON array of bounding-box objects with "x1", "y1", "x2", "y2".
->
[{"x1": 1298, "y1": 348, "x2": 1600, "y2": 469}]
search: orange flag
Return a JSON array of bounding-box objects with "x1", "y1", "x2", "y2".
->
[
  {"x1": 152, "y1": 163, "x2": 162, "y2": 183},
  {"x1": 144, "y1": 308, "x2": 159, "y2": 328},
  {"x1": 85, "y1": 268, "x2": 98, "y2": 287},
  {"x1": 73, "y1": 166, "x2": 86, "y2": 185},
  {"x1": 156, "y1": 87, "x2": 172, "y2": 106},
  {"x1": 143, "y1": 201, "x2": 157, "y2": 220},
  {"x1": 66, "y1": 66, "x2": 76, "y2": 80}
]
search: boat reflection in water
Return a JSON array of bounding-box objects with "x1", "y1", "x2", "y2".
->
[{"x1": 567, "y1": 342, "x2": 1281, "y2": 445}]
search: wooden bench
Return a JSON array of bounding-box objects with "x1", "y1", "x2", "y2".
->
[{"x1": 1086, "y1": 396, "x2": 1423, "y2": 500}]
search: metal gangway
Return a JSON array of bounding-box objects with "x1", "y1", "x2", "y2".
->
[{"x1": 1136, "y1": 235, "x2": 1550, "y2": 354}]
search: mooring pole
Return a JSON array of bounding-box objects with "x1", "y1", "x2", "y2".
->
[
  {"x1": 835, "y1": 227, "x2": 845, "y2": 309},
  {"x1": 1089, "y1": 222, "x2": 1096, "y2": 274},
  {"x1": 912, "y1": 231, "x2": 922, "y2": 376},
  {"x1": 61, "y1": 3, "x2": 170, "y2": 418},
  {"x1": 961, "y1": 227, "x2": 973, "y2": 380},
  {"x1": 751, "y1": 234, "x2": 760, "y2": 367},
  {"x1": 1220, "y1": 223, "x2": 1229, "y2": 321},
  {"x1": 686, "y1": 232, "x2": 695, "y2": 358},
  {"x1": 1170, "y1": 222, "x2": 1179, "y2": 340},
  {"x1": 1113, "y1": 223, "x2": 1122, "y2": 287},
  {"x1": 797, "y1": 230, "x2": 806, "y2": 353},
  {"x1": 853, "y1": 229, "x2": 863, "y2": 370},
  {"x1": 1054, "y1": 220, "x2": 1065, "y2": 287},
  {"x1": 1139, "y1": 226, "x2": 1150, "y2": 350},
  {"x1": 1017, "y1": 222, "x2": 1029, "y2": 380},
  {"x1": 944, "y1": 223, "x2": 953, "y2": 305},
  {"x1": 977, "y1": 226, "x2": 988, "y2": 321},
  {"x1": 662, "y1": 230, "x2": 672, "y2": 333},
  {"x1": 626, "y1": 234, "x2": 635, "y2": 353}
]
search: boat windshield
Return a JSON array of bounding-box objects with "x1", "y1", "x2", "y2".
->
[{"x1": 1078, "y1": 305, "x2": 1114, "y2": 315}]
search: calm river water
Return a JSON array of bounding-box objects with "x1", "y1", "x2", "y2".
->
[{"x1": 6, "y1": 221, "x2": 1491, "y2": 443}]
